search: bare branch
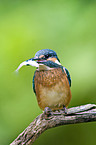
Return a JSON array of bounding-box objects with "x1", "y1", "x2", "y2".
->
[{"x1": 10, "y1": 104, "x2": 96, "y2": 145}]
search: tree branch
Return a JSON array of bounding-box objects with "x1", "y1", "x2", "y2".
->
[{"x1": 10, "y1": 104, "x2": 96, "y2": 145}]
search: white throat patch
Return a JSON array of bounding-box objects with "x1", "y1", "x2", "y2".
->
[{"x1": 55, "y1": 60, "x2": 61, "y2": 65}]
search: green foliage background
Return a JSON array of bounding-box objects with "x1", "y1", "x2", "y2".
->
[{"x1": 0, "y1": 0, "x2": 96, "y2": 145}]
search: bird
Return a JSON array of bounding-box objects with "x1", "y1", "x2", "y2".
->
[{"x1": 15, "y1": 49, "x2": 72, "y2": 114}]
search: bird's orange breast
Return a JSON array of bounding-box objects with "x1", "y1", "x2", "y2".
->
[{"x1": 34, "y1": 68, "x2": 71, "y2": 110}]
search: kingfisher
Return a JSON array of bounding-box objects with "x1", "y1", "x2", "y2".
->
[{"x1": 15, "y1": 49, "x2": 72, "y2": 113}]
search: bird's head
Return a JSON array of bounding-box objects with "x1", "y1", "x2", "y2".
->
[
  {"x1": 15, "y1": 49, "x2": 61, "y2": 72},
  {"x1": 33, "y1": 49, "x2": 60, "y2": 64}
]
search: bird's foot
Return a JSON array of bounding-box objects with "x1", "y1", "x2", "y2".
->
[
  {"x1": 44, "y1": 107, "x2": 53, "y2": 117},
  {"x1": 61, "y1": 105, "x2": 67, "y2": 115}
]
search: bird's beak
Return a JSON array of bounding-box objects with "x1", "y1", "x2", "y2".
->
[
  {"x1": 32, "y1": 56, "x2": 46, "y2": 62},
  {"x1": 15, "y1": 57, "x2": 39, "y2": 73},
  {"x1": 32, "y1": 56, "x2": 41, "y2": 61}
]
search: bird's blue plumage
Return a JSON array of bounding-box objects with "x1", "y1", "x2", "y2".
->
[
  {"x1": 35, "y1": 49, "x2": 60, "y2": 62},
  {"x1": 63, "y1": 67, "x2": 71, "y2": 87},
  {"x1": 33, "y1": 71, "x2": 36, "y2": 94},
  {"x1": 38, "y1": 60, "x2": 62, "y2": 69}
]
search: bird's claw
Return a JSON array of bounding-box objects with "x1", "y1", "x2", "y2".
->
[
  {"x1": 44, "y1": 107, "x2": 53, "y2": 117},
  {"x1": 61, "y1": 105, "x2": 67, "y2": 115}
]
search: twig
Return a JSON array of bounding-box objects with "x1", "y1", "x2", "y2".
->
[{"x1": 10, "y1": 104, "x2": 96, "y2": 145}]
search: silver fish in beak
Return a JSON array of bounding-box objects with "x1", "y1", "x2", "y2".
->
[{"x1": 15, "y1": 58, "x2": 39, "y2": 73}]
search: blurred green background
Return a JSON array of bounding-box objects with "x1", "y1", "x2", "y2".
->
[{"x1": 0, "y1": 0, "x2": 96, "y2": 145}]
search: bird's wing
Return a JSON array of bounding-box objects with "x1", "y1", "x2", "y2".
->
[
  {"x1": 32, "y1": 71, "x2": 36, "y2": 94},
  {"x1": 63, "y1": 67, "x2": 71, "y2": 87}
]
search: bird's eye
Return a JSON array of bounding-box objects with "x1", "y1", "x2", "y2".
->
[{"x1": 45, "y1": 54, "x2": 50, "y2": 59}]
